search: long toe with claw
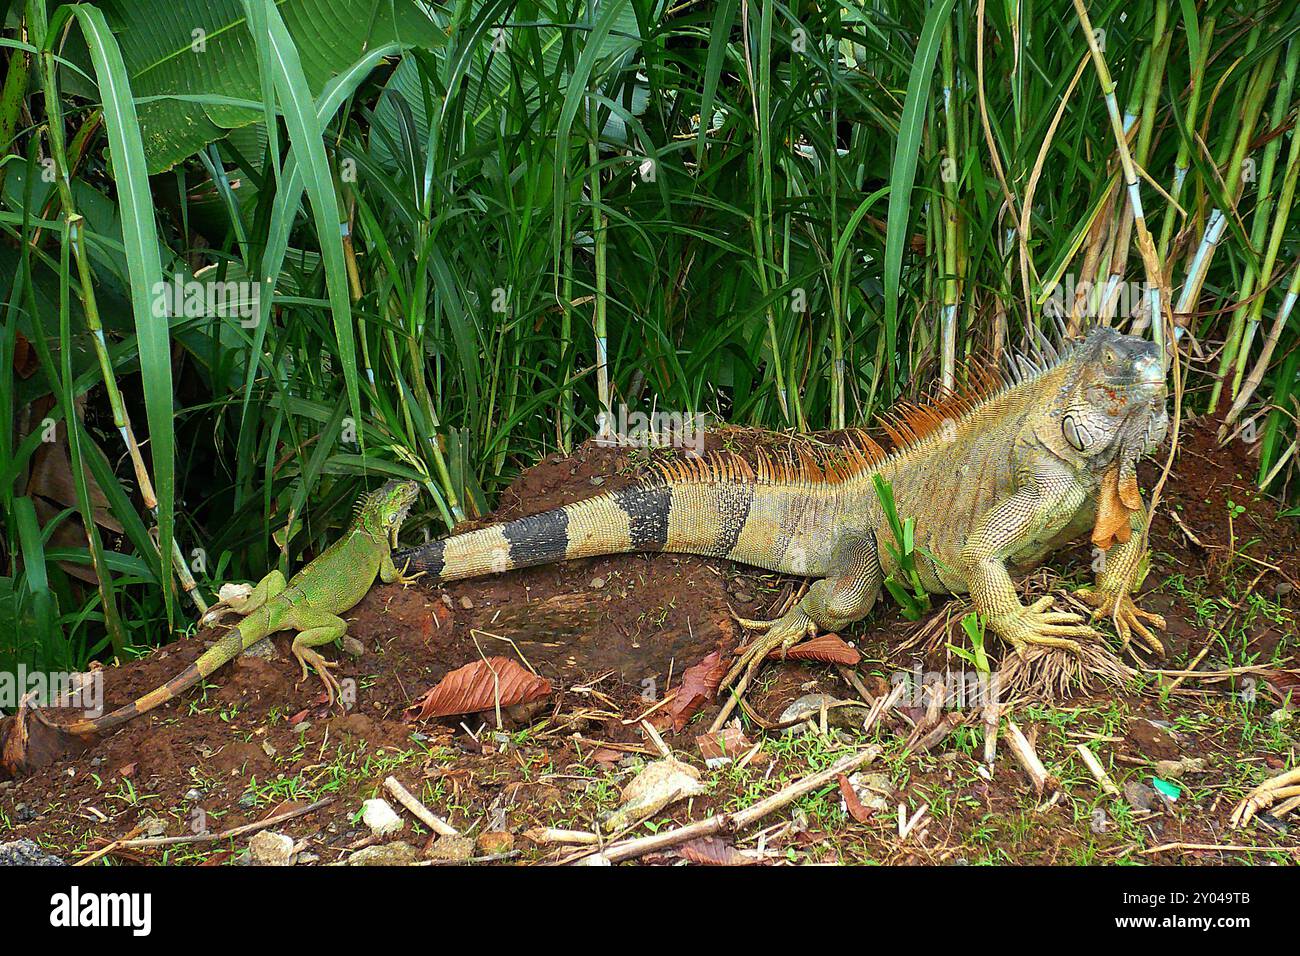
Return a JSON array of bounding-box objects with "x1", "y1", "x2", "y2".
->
[
  {"x1": 1076, "y1": 588, "x2": 1167, "y2": 656},
  {"x1": 997, "y1": 596, "x2": 1100, "y2": 658},
  {"x1": 1231, "y1": 767, "x2": 1300, "y2": 827},
  {"x1": 720, "y1": 610, "x2": 817, "y2": 694},
  {"x1": 294, "y1": 647, "x2": 343, "y2": 706}
]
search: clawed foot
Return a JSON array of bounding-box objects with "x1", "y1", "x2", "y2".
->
[
  {"x1": 394, "y1": 559, "x2": 425, "y2": 588},
  {"x1": 996, "y1": 596, "x2": 1100, "y2": 658},
  {"x1": 1076, "y1": 588, "x2": 1166, "y2": 656},
  {"x1": 294, "y1": 647, "x2": 343, "y2": 705},
  {"x1": 720, "y1": 610, "x2": 816, "y2": 695},
  {"x1": 1231, "y1": 768, "x2": 1300, "y2": 828}
]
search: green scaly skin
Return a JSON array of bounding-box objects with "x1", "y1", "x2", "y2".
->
[
  {"x1": 45, "y1": 481, "x2": 420, "y2": 737},
  {"x1": 393, "y1": 327, "x2": 1169, "y2": 695}
]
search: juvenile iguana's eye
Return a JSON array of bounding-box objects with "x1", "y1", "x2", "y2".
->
[{"x1": 1103, "y1": 348, "x2": 1118, "y2": 366}]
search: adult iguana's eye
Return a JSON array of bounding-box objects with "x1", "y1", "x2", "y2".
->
[
  {"x1": 1063, "y1": 414, "x2": 1089, "y2": 451},
  {"x1": 1103, "y1": 348, "x2": 1117, "y2": 365}
]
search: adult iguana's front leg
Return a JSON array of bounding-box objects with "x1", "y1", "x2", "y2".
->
[
  {"x1": 380, "y1": 552, "x2": 423, "y2": 587},
  {"x1": 962, "y1": 469, "x2": 1100, "y2": 656},
  {"x1": 1076, "y1": 504, "x2": 1167, "y2": 655}
]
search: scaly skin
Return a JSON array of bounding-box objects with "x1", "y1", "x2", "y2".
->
[
  {"x1": 42, "y1": 481, "x2": 420, "y2": 736},
  {"x1": 393, "y1": 327, "x2": 1169, "y2": 695}
]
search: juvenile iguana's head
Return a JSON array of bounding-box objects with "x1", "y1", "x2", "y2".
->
[
  {"x1": 357, "y1": 480, "x2": 420, "y2": 547},
  {"x1": 1056, "y1": 327, "x2": 1168, "y2": 466}
]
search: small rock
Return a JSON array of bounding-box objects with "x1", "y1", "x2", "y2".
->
[
  {"x1": 141, "y1": 816, "x2": 167, "y2": 838},
  {"x1": 424, "y1": 834, "x2": 476, "y2": 862},
  {"x1": 297, "y1": 851, "x2": 320, "y2": 865},
  {"x1": 460, "y1": 596, "x2": 474, "y2": 610},
  {"x1": 238, "y1": 792, "x2": 258, "y2": 809},
  {"x1": 589, "y1": 475, "x2": 605, "y2": 486},
  {"x1": 292, "y1": 721, "x2": 312, "y2": 733},
  {"x1": 348, "y1": 841, "x2": 420, "y2": 866},
  {"x1": 589, "y1": 577, "x2": 606, "y2": 590},
  {"x1": 732, "y1": 592, "x2": 753, "y2": 603},
  {"x1": 440, "y1": 593, "x2": 453, "y2": 608},
  {"x1": 779, "y1": 694, "x2": 869, "y2": 731},
  {"x1": 1123, "y1": 780, "x2": 1156, "y2": 813},
  {"x1": 0, "y1": 839, "x2": 64, "y2": 866},
  {"x1": 361, "y1": 798, "x2": 405, "y2": 837},
  {"x1": 342, "y1": 636, "x2": 365, "y2": 658},
  {"x1": 477, "y1": 831, "x2": 515, "y2": 855},
  {"x1": 603, "y1": 757, "x2": 707, "y2": 832},
  {"x1": 247, "y1": 831, "x2": 297, "y2": 866},
  {"x1": 242, "y1": 637, "x2": 276, "y2": 660},
  {"x1": 184, "y1": 789, "x2": 203, "y2": 802},
  {"x1": 1153, "y1": 756, "x2": 1209, "y2": 779}
]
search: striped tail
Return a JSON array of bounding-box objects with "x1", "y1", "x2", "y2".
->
[
  {"x1": 36, "y1": 627, "x2": 249, "y2": 737},
  {"x1": 394, "y1": 476, "x2": 791, "y2": 582}
]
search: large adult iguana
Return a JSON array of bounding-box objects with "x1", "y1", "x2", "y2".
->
[
  {"x1": 37, "y1": 480, "x2": 420, "y2": 737},
  {"x1": 393, "y1": 327, "x2": 1169, "y2": 692}
]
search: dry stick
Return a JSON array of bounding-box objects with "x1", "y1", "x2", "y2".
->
[
  {"x1": 1142, "y1": 842, "x2": 1299, "y2": 857},
  {"x1": 383, "y1": 776, "x2": 460, "y2": 837},
  {"x1": 568, "y1": 746, "x2": 881, "y2": 865},
  {"x1": 76, "y1": 798, "x2": 334, "y2": 863},
  {"x1": 1004, "y1": 721, "x2": 1054, "y2": 795},
  {"x1": 524, "y1": 827, "x2": 600, "y2": 846},
  {"x1": 1075, "y1": 743, "x2": 1121, "y2": 797}
]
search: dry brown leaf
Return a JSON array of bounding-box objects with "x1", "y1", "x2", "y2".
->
[
  {"x1": 676, "y1": 836, "x2": 753, "y2": 866},
  {"x1": 407, "y1": 657, "x2": 552, "y2": 721},
  {"x1": 783, "y1": 634, "x2": 861, "y2": 665},
  {"x1": 651, "y1": 649, "x2": 726, "y2": 733},
  {"x1": 837, "y1": 773, "x2": 872, "y2": 823}
]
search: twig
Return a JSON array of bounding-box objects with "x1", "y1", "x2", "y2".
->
[
  {"x1": 568, "y1": 746, "x2": 881, "y2": 865},
  {"x1": 1004, "y1": 721, "x2": 1055, "y2": 795},
  {"x1": 77, "y1": 798, "x2": 333, "y2": 861},
  {"x1": 384, "y1": 775, "x2": 460, "y2": 837},
  {"x1": 1075, "y1": 743, "x2": 1121, "y2": 797}
]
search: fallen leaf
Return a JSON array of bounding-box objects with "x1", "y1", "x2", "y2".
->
[
  {"x1": 696, "y1": 725, "x2": 751, "y2": 767},
  {"x1": 407, "y1": 657, "x2": 552, "y2": 720},
  {"x1": 651, "y1": 649, "x2": 726, "y2": 733},
  {"x1": 604, "y1": 757, "x2": 707, "y2": 831},
  {"x1": 837, "y1": 772, "x2": 871, "y2": 823},
  {"x1": 677, "y1": 837, "x2": 753, "y2": 866},
  {"x1": 733, "y1": 633, "x2": 861, "y2": 666}
]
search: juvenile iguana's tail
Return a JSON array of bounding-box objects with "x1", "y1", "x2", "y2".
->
[
  {"x1": 35, "y1": 625, "x2": 254, "y2": 738},
  {"x1": 392, "y1": 453, "x2": 866, "y2": 582}
]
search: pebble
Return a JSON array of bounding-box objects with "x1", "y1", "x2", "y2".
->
[
  {"x1": 589, "y1": 577, "x2": 605, "y2": 590},
  {"x1": 361, "y1": 798, "x2": 405, "y2": 837},
  {"x1": 342, "y1": 636, "x2": 365, "y2": 658},
  {"x1": 348, "y1": 841, "x2": 420, "y2": 866},
  {"x1": 247, "y1": 831, "x2": 297, "y2": 866},
  {"x1": 460, "y1": 596, "x2": 474, "y2": 610},
  {"x1": 0, "y1": 839, "x2": 64, "y2": 866},
  {"x1": 425, "y1": 835, "x2": 476, "y2": 862},
  {"x1": 1123, "y1": 780, "x2": 1156, "y2": 814}
]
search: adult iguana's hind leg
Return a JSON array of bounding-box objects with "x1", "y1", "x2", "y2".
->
[
  {"x1": 721, "y1": 539, "x2": 882, "y2": 692},
  {"x1": 286, "y1": 607, "x2": 348, "y2": 705},
  {"x1": 1076, "y1": 504, "x2": 1166, "y2": 655}
]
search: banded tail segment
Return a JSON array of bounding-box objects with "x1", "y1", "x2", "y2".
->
[{"x1": 39, "y1": 627, "x2": 249, "y2": 737}]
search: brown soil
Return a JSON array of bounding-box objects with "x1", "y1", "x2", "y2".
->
[{"x1": 1, "y1": 413, "x2": 1296, "y2": 865}]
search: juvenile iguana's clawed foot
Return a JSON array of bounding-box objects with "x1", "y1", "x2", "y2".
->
[
  {"x1": 1231, "y1": 767, "x2": 1300, "y2": 827},
  {"x1": 1076, "y1": 588, "x2": 1166, "y2": 656},
  {"x1": 394, "y1": 559, "x2": 426, "y2": 588},
  {"x1": 294, "y1": 647, "x2": 342, "y2": 706},
  {"x1": 996, "y1": 596, "x2": 1099, "y2": 658},
  {"x1": 720, "y1": 610, "x2": 816, "y2": 695}
]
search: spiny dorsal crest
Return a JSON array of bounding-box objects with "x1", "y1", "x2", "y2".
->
[{"x1": 642, "y1": 333, "x2": 1084, "y2": 488}]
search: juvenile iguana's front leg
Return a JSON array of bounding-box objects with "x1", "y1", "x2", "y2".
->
[
  {"x1": 287, "y1": 607, "x2": 349, "y2": 705},
  {"x1": 1076, "y1": 504, "x2": 1167, "y2": 655},
  {"x1": 380, "y1": 552, "x2": 423, "y2": 587},
  {"x1": 962, "y1": 470, "x2": 1100, "y2": 656}
]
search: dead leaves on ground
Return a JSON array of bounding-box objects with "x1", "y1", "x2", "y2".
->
[{"x1": 407, "y1": 657, "x2": 552, "y2": 721}]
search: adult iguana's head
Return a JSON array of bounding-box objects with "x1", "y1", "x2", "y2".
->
[
  {"x1": 356, "y1": 480, "x2": 420, "y2": 547},
  {"x1": 1054, "y1": 326, "x2": 1168, "y2": 466}
]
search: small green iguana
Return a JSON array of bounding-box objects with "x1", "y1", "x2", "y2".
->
[
  {"x1": 392, "y1": 327, "x2": 1169, "y2": 692},
  {"x1": 40, "y1": 480, "x2": 420, "y2": 736}
]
